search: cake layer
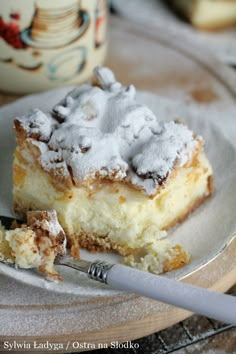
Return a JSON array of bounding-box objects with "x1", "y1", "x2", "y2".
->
[
  {"x1": 169, "y1": 0, "x2": 236, "y2": 30},
  {"x1": 13, "y1": 141, "x2": 212, "y2": 257}
]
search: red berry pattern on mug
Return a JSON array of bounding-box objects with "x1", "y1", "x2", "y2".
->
[
  {"x1": 0, "y1": 16, "x2": 25, "y2": 49},
  {"x1": 10, "y1": 12, "x2": 21, "y2": 21}
]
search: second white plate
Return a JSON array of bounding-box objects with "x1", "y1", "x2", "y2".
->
[{"x1": 112, "y1": 0, "x2": 236, "y2": 65}]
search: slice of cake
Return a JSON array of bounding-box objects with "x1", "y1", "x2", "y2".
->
[
  {"x1": 167, "y1": 0, "x2": 236, "y2": 30},
  {"x1": 0, "y1": 210, "x2": 66, "y2": 281},
  {"x1": 13, "y1": 67, "x2": 213, "y2": 273}
]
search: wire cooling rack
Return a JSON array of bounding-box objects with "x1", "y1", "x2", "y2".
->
[{"x1": 152, "y1": 317, "x2": 234, "y2": 354}]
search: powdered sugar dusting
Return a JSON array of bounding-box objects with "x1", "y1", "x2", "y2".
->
[
  {"x1": 16, "y1": 109, "x2": 55, "y2": 142},
  {"x1": 132, "y1": 121, "x2": 197, "y2": 184},
  {"x1": 16, "y1": 67, "x2": 198, "y2": 195},
  {"x1": 28, "y1": 209, "x2": 65, "y2": 239}
]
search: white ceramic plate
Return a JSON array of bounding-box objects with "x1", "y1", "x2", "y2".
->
[
  {"x1": 0, "y1": 88, "x2": 236, "y2": 297},
  {"x1": 112, "y1": 0, "x2": 236, "y2": 65}
]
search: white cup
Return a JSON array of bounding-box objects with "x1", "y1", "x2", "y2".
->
[{"x1": 0, "y1": 0, "x2": 108, "y2": 94}]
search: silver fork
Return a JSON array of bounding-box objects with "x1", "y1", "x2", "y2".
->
[
  {"x1": 1, "y1": 216, "x2": 236, "y2": 325},
  {"x1": 54, "y1": 253, "x2": 236, "y2": 326}
]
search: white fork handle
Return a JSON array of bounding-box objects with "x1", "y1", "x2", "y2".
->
[{"x1": 106, "y1": 264, "x2": 236, "y2": 325}]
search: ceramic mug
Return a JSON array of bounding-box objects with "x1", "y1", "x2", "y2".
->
[{"x1": 0, "y1": 0, "x2": 108, "y2": 94}]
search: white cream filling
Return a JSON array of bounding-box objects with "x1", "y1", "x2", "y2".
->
[{"x1": 13, "y1": 150, "x2": 212, "y2": 251}]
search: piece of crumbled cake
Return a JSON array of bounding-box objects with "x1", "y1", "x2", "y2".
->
[
  {"x1": 124, "y1": 239, "x2": 190, "y2": 274},
  {"x1": 12, "y1": 66, "x2": 213, "y2": 274},
  {"x1": 0, "y1": 210, "x2": 66, "y2": 281},
  {"x1": 0, "y1": 222, "x2": 14, "y2": 264}
]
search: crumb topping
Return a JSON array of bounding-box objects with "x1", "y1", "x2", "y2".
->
[{"x1": 15, "y1": 67, "x2": 198, "y2": 195}]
